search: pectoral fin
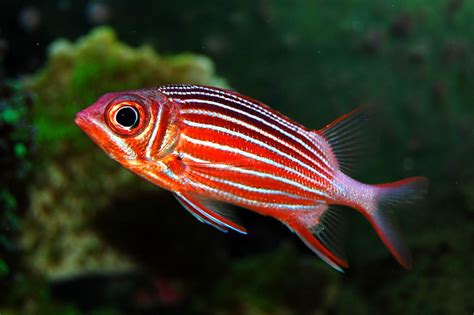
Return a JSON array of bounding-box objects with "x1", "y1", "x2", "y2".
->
[{"x1": 174, "y1": 192, "x2": 247, "y2": 234}]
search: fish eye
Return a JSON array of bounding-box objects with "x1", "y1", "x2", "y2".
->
[
  {"x1": 105, "y1": 98, "x2": 149, "y2": 137},
  {"x1": 115, "y1": 106, "x2": 139, "y2": 129}
]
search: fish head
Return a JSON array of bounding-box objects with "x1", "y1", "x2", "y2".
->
[{"x1": 75, "y1": 89, "x2": 171, "y2": 167}]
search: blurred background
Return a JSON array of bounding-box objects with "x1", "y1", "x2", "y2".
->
[{"x1": 0, "y1": 1, "x2": 473, "y2": 314}]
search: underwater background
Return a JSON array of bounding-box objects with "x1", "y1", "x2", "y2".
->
[{"x1": 1, "y1": 1, "x2": 473, "y2": 314}]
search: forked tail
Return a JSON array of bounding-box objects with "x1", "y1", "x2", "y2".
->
[
  {"x1": 287, "y1": 106, "x2": 428, "y2": 272},
  {"x1": 362, "y1": 176, "x2": 429, "y2": 268},
  {"x1": 287, "y1": 176, "x2": 427, "y2": 272}
]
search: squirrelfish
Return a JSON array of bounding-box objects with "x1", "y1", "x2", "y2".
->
[{"x1": 75, "y1": 84, "x2": 427, "y2": 271}]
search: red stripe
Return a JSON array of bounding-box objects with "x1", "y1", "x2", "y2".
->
[
  {"x1": 159, "y1": 84, "x2": 338, "y2": 206},
  {"x1": 180, "y1": 101, "x2": 332, "y2": 179},
  {"x1": 179, "y1": 129, "x2": 331, "y2": 203},
  {"x1": 182, "y1": 110, "x2": 333, "y2": 185},
  {"x1": 185, "y1": 170, "x2": 315, "y2": 205},
  {"x1": 162, "y1": 85, "x2": 331, "y2": 170}
]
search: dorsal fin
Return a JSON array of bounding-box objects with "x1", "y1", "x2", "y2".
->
[
  {"x1": 318, "y1": 106, "x2": 374, "y2": 174},
  {"x1": 174, "y1": 192, "x2": 247, "y2": 234}
]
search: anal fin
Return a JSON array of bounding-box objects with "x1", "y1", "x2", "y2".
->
[
  {"x1": 174, "y1": 192, "x2": 247, "y2": 234},
  {"x1": 288, "y1": 206, "x2": 348, "y2": 272}
]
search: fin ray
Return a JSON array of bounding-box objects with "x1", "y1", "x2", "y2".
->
[
  {"x1": 361, "y1": 176, "x2": 428, "y2": 268},
  {"x1": 288, "y1": 206, "x2": 348, "y2": 272},
  {"x1": 318, "y1": 106, "x2": 375, "y2": 174},
  {"x1": 173, "y1": 193, "x2": 228, "y2": 233},
  {"x1": 174, "y1": 192, "x2": 247, "y2": 234}
]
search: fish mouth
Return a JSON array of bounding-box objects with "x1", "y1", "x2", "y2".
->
[
  {"x1": 75, "y1": 110, "x2": 96, "y2": 138},
  {"x1": 74, "y1": 110, "x2": 109, "y2": 155},
  {"x1": 74, "y1": 112, "x2": 87, "y2": 129}
]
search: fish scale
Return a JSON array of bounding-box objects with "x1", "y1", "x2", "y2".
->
[{"x1": 161, "y1": 86, "x2": 333, "y2": 172}]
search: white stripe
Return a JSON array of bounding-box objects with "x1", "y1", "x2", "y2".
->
[
  {"x1": 162, "y1": 85, "x2": 303, "y2": 134},
  {"x1": 181, "y1": 153, "x2": 329, "y2": 199},
  {"x1": 175, "y1": 192, "x2": 241, "y2": 233},
  {"x1": 189, "y1": 180, "x2": 319, "y2": 210},
  {"x1": 182, "y1": 108, "x2": 332, "y2": 181},
  {"x1": 181, "y1": 135, "x2": 332, "y2": 197},
  {"x1": 146, "y1": 106, "x2": 164, "y2": 159},
  {"x1": 91, "y1": 118, "x2": 137, "y2": 159},
  {"x1": 166, "y1": 88, "x2": 306, "y2": 138},
  {"x1": 168, "y1": 91, "x2": 334, "y2": 172},
  {"x1": 178, "y1": 97, "x2": 332, "y2": 173},
  {"x1": 165, "y1": 85, "x2": 316, "y2": 139},
  {"x1": 173, "y1": 193, "x2": 207, "y2": 225},
  {"x1": 189, "y1": 170, "x2": 312, "y2": 201},
  {"x1": 181, "y1": 153, "x2": 328, "y2": 198},
  {"x1": 194, "y1": 85, "x2": 305, "y2": 132},
  {"x1": 163, "y1": 86, "x2": 302, "y2": 133},
  {"x1": 182, "y1": 119, "x2": 334, "y2": 185}
]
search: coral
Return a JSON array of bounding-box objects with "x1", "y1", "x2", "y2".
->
[{"x1": 20, "y1": 26, "x2": 227, "y2": 280}]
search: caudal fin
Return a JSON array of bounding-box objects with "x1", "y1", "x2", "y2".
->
[{"x1": 365, "y1": 177, "x2": 428, "y2": 268}]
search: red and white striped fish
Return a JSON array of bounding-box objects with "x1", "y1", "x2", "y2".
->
[{"x1": 75, "y1": 84, "x2": 427, "y2": 272}]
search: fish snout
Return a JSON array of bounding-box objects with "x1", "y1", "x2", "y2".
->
[
  {"x1": 74, "y1": 110, "x2": 89, "y2": 130},
  {"x1": 75, "y1": 108, "x2": 99, "y2": 136}
]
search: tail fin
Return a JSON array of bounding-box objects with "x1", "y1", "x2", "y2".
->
[{"x1": 364, "y1": 177, "x2": 428, "y2": 268}]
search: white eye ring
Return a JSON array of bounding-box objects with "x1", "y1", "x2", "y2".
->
[{"x1": 114, "y1": 105, "x2": 139, "y2": 130}]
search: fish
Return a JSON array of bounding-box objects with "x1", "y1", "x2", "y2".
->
[{"x1": 75, "y1": 84, "x2": 428, "y2": 272}]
